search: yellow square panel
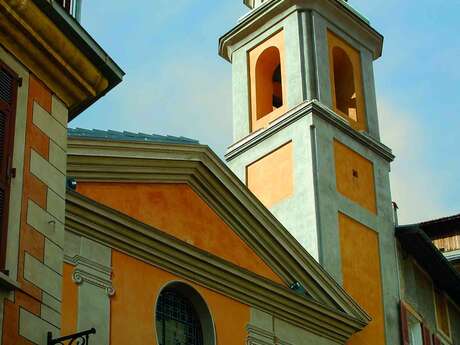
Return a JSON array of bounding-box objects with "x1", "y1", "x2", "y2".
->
[
  {"x1": 246, "y1": 142, "x2": 293, "y2": 208},
  {"x1": 334, "y1": 140, "x2": 377, "y2": 214}
]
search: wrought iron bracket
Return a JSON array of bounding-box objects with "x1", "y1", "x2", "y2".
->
[{"x1": 47, "y1": 328, "x2": 96, "y2": 345}]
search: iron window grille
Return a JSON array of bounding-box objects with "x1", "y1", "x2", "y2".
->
[{"x1": 156, "y1": 290, "x2": 203, "y2": 345}]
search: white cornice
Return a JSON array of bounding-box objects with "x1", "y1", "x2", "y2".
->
[
  {"x1": 225, "y1": 100, "x2": 394, "y2": 162},
  {"x1": 220, "y1": 0, "x2": 383, "y2": 61}
]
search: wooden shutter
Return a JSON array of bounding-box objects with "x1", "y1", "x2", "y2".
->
[
  {"x1": 421, "y1": 323, "x2": 432, "y2": 345},
  {"x1": 400, "y1": 302, "x2": 410, "y2": 345},
  {"x1": 432, "y1": 335, "x2": 442, "y2": 345},
  {"x1": 0, "y1": 60, "x2": 18, "y2": 269}
]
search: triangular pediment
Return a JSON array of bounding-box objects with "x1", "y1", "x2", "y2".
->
[
  {"x1": 73, "y1": 182, "x2": 285, "y2": 285},
  {"x1": 66, "y1": 137, "x2": 371, "y2": 340}
]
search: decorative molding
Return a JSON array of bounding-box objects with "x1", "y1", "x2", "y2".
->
[
  {"x1": 219, "y1": 0, "x2": 383, "y2": 62},
  {"x1": 225, "y1": 99, "x2": 394, "y2": 162},
  {"x1": 66, "y1": 190, "x2": 366, "y2": 344},
  {"x1": 246, "y1": 325, "x2": 276, "y2": 345},
  {"x1": 0, "y1": 0, "x2": 110, "y2": 112},
  {"x1": 66, "y1": 138, "x2": 372, "y2": 325},
  {"x1": 65, "y1": 254, "x2": 115, "y2": 297}
]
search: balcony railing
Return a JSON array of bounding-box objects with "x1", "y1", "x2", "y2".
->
[{"x1": 56, "y1": 0, "x2": 82, "y2": 22}]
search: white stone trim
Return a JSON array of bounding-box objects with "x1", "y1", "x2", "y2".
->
[
  {"x1": 65, "y1": 255, "x2": 115, "y2": 297},
  {"x1": 32, "y1": 101, "x2": 67, "y2": 150},
  {"x1": 30, "y1": 149, "x2": 66, "y2": 197}
]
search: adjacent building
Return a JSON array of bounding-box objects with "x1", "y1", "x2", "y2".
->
[{"x1": 0, "y1": 0, "x2": 122, "y2": 343}]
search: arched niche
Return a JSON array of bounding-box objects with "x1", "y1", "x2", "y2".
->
[
  {"x1": 155, "y1": 281, "x2": 216, "y2": 345},
  {"x1": 255, "y1": 46, "x2": 284, "y2": 120}
]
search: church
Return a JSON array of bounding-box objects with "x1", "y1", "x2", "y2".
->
[{"x1": 0, "y1": 0, "x2": 458, "y2": 344}]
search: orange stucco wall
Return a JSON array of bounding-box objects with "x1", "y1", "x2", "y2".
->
[
  {"x1": 339, "y1": 213, "x2": 385, "y2": 345},
  {"x1": 334, "y1": 140, "x2": 377, "y2": 214},
  {"x1": 111, "y1": 249, "x2": 250, "y2": 345},
  {"x1": 76, "y1": 182, "x2": 284, "y2": 285},
  {"x1": 61, "y1": 263, "x2": 78, "y2": 336},
  {"x1": 247, "y1": 141, "x2": 293, "y2": 208},
  {"x1": 328, "y1": 31, "x2": 367, "y2": 132},
  {"x1": 249, "y1": 30, "x2": 287, "y2": 132}
]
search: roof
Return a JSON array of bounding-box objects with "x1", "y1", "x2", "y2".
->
[
  {"x1": 419, "y1": 213, "x2": 460, "y2": 239},
  {"x1": 396, "y1": 225, "x2": 460, "y2": 305},
  {"x1": 68, "y1": 128, "x2": 199, "y2": 145}
]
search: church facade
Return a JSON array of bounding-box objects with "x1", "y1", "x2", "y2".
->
[{"x1": 0, "y1": 0, "x2": 458, "y2": 345}]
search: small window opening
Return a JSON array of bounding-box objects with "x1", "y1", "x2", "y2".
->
[
  {"x1": 156, "y1": 290, "x2": 203, "y2": 345},
  {"x1": 255, "y1": 47, "x2": 283, "y2": 120},
  {"x1": 272, "y1": 65, "x2": 283, "y2": 109},
  {"x1": 155, "y1": 282, "x2": 215, "y2": 345},
  {"x1": 352, "y1": 169, "x2": 359, "y2": 178},
  {"x1": 332, "y1": 47, "x2": 357, "y2": 121}
]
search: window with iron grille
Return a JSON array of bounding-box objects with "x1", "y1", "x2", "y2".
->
[
  {"x1": 0, "y1": 60, "x2": 18, "y2": 270},
  {"x1": 156, "y1": 290, "x2": 203, "y2": 345}
]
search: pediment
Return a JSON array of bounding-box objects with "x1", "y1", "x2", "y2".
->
[
  {"x1": 66, "y1": 137, "x2": 371, "y2": 338},
  {"x1": 74, "y1": 182, "x2": 285, "y2": 285}
]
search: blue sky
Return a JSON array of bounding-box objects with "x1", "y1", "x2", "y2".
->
[{"x1": 72, "y1": 0, "x2": 460, "y2": 224}]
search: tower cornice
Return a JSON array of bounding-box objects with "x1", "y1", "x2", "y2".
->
[
  {"x1": 219, "y1": 0, "x2": 383, "y2": 62},
  {"x1": 225, "y1": 100, "x2": 394, "y2": 162}
]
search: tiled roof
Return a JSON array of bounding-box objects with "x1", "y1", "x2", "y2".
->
[{"x1": 68, "y1": 128, "x2": 199, "y2": 145}]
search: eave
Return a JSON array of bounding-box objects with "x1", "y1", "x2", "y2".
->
[
  {"x1": 0, "y1": 0, "x2": 124, "y2": 120},
  {"x1": 396, "y1": 225, "x2": 460, "y2": 305},
  {"x1": 220, "y1": 0, "x2": 383, "y2": 62},
  {"x1": 419, "y1": 214, "x2": 460, "y2": 239},
  {"x1": 66, "y1": 137, "x2": 371, "y2": 329}
]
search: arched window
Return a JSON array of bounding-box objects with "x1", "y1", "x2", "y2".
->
[
  {"x1": 155, "y1": 282, "x2": 215, "y2": 345},
  {"x1": 255, "y1": 46, "x2": 283, "y2": 120},
  {"x1": 332, "y1": 46, "x2": 357, "y2": 121}
]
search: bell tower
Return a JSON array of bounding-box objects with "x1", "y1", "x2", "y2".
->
[{"x1": 219, "y1": 1, "x2": 400, "y2": 345}]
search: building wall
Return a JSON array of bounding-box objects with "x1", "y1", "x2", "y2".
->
[
  {"x1": 62, "y1": 229, "x2": 341, "y2": 345},
  {"x1": 62, "y1": 231, "x2": 250, "y2": 345},
  {"x1": 0, "y1": 45, "x2": 68, "y2": 344}
]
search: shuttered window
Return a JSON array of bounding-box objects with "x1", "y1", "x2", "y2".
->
[
  {"x1": 432, "y1": 335, "x2": 442, "y2": 345},
  {"x1": 421, "y1": 324, "x2": 432, "y2": 345},
  {"x1": 400, "y1": 302, "x2": 410, "y2": 345},
  {"x1": 434, "y1": 289, "x2": 451, "y2": 337},
  {"x1": 0, "y1": 60, "x2": 18, "y2": 270},
  {"x1": 400, "y1": 302, "x2": 435, "y2": 345}
]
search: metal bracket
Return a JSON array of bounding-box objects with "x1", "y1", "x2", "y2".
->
[{"x1": 47, "y1": 328, "x2": 96, "y2": 345}]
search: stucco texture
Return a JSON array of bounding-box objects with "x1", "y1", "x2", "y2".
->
[{"x1": 76, "y1": 182, "x2": 284, "y2": 285}]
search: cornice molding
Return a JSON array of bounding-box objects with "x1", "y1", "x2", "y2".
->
[
  {"x1": 225, "y1": 100, "x2": 395, "y2": 162},
  {"x1": 0, "y1": 0, "x2": 110, "y2": 114},
  {"x1": 66, "y1": 138, "x2": 370, "y2": 325},
  {"x1": 66, "y1": 190, "x2": 366, "y2": 343},
  {"x1": 219, "y1": 0, "x2": 383, "y2": 61}
]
